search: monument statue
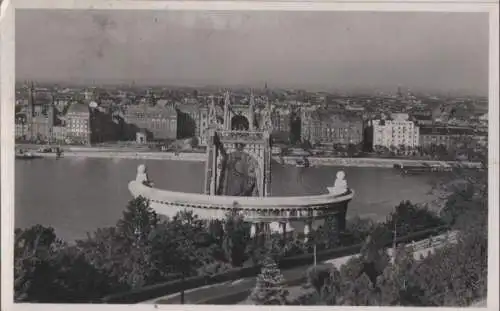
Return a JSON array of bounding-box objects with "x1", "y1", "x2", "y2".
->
[
  {"x1": 221, "y1": 151, "x2": 259, "y2": 197},
  {"x1": 327, "y1": 171, "x2": 348, "y2": 195}
]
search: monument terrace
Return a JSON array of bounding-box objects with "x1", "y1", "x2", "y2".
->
[{"x1": 128, "y1": 92, "x2": 355, "y2": 238}]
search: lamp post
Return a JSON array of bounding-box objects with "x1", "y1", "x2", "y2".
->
[
  {"x1": 173, "y1": 237, "x2": 193, "y2": 305},
  {"x1": 391, "y1": 214, "x2": 397, "y2": 264}
]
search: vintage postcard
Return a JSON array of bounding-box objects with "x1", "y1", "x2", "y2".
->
[{"x1": 1, "y1": 1, "x2": 499, "y2": 311}]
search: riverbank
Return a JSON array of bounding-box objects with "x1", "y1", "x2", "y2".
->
[
  {"x1": 280, "y1": 156, "x2": 482, "y2": 169},
  {"x1": 38, "y1": 151, "x2": 206, "y2": 162},
  {"x1": 16, "y1": 144, "x2": 482, "y2": 168},
  {"x1": 30, "y1": 151, "x2": 481, "y2": 169}
]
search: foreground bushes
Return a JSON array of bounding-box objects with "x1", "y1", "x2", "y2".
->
[
  {"x1": 293, "y1": 165, "x2": 488, "y2": 307},
  {"x1": 14, "y1": 197, "x2": 445, "y2": 303},
  {"x1": 293, "y1": 230, "x2": 487, "y2": 307}
]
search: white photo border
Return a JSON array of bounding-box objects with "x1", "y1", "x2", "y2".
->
[{"x1": 1, "y1": 1, "x2": 499, "y2": 311}]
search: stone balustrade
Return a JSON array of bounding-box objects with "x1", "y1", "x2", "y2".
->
[
  {"x1": 130, "y1": 164, "x2": 354, "y2": 237},
  {"x1": 129, "y1": 180, "x2": 353, "y2": 214}
]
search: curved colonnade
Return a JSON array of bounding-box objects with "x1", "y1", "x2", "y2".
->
[{"x1": 129, "y1": 165, "x2": 355, "y2": 239}]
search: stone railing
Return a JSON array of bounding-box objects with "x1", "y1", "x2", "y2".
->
[
  {"x1": 130, "y1": 164, "x2": 354, "y2": 222},
  {"x1": 129, "y1": 180, "x2": 354, "y2": 212},
  {"x1": 407, "y1": 230, "x2": 459, "y2": 251}
]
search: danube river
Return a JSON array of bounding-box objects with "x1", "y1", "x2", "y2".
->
[{"x1": 15, "y1": 157, "x2": 440, "y2": 241}]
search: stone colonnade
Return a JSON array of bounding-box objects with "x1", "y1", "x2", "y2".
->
[{"x1": 248, "y1": 202, "x2": 348, "y2": 242}]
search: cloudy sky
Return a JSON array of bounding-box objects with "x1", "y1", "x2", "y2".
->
[{"x1": 16, "y1": 10, "x2": 489, "y2": 94}]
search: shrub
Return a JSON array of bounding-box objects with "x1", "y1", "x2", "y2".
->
[{"x1": 249, "y1": 257, "x2": 289, "y2": 305}]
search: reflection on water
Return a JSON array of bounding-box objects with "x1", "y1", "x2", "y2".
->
[{"x1": 15, "y1": 158, "x2": 438, "y2": 241}]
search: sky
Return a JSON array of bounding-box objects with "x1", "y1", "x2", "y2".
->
[{"x1": 16, "y1": 10, "x2": 489, "y2": 95}]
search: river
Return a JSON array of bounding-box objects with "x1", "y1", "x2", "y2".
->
[{"x1": 15, "y1": 157, "x2": 440, "y2": 241}]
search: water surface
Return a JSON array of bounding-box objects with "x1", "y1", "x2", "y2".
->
[{"x1": 15, "y1": 158, "x2": 438, "y2": 241}]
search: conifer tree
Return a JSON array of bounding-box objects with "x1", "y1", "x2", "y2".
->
[{"x1": 249, "y1": 257, "x2": 289, "y2": 305}]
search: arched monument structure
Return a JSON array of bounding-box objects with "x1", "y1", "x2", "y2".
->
[{"x1": 128, "y1": 91, "x2": 354, "y2": 240}]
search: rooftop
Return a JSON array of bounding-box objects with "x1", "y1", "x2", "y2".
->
[{"x1": 66, "y1": 102, "x2": 90, "y2": 114}]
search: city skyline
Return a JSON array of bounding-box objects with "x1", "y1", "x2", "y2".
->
[{"x1": 16, "y1": 10, "x2": 489, "y2": 95}]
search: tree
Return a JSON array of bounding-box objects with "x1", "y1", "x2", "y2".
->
[
  {"x1": 386, "y1": 201, "x2": 444, "y2": 236},
  {"x1": 76, "y1": 227, "x2": 136, "y2": 288},
  {"x1": 76, "y1": 198, "x2": 163, "y2": 289},
  {"x1": 340, "y1": 269, "x2": 377, "y2": 306},
  {"x1": 315, "y1": 213, "x2": 340, "y2": 249},
  {"x1": 359, "y1": 233, "x2": 391, "y2": 285},
  {"x1": 222, "y1": 209, "x2": 251, "y2": 267},
  {"x1": 249, "y1": 257, "x2": 289, "y2": 305},
  {"x1": 14, "y1": 225, "x2": 117, "y2": 303},
  {"x1": 246, "y1": 230, "x2": 288, "y2": 266},
  {"x1": 116, "y1": 196, "x2": 159, "y2": 242},
  {"x1": 410, "y1": 234, "x2": 487, "y2": 307},
  {"x1": 149, "y1": 211, "x2": 215, "y2": 303},
  {"x1": 306, "y1": 264, "x2": 335, "y2": 293},
  {"x1": 342, "y1": 216, "x2": 376, "y2": 246},
  {"x1": 41, "y1": 245, "x2": 119, "y2": 303},
  {"x1": 376, "y1": 245, "x2": 429, "y2": 306},
  {"x1": 14, "y1": 225, "x2": 59, "y2": 302}
]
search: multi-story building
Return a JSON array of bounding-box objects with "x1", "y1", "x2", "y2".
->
[
  {"x1": 419, "y1": 126, "x2": 485, "y2": 149},
  {"x1": 65, "y1": 102, "x2": 91, "y2": 145},
  {"x1": 270, "y1": 106, "x2": 292, "y2": 143},
  {"x1": 176, "y1": 102, "x2": 201, "y2": 139},
  {"x1": 301, "y1": 109, "x2": 364, "y2": 146},
  {"x1": 123, "y1": 101, "x2": 178, "y2": 141},
  {"x1": 89, "y1": 105, "x2": 121, "y2": 143},
  {"x1": 371, "y1": 113, "x2": 419, "y2": 150},
  {"x1": 14, "y1": 83, "x2": 61, "y2": 143},
  {"x1": 51, "y1": 126, "x2": 68, "y2": 143},
  {"x1": 15, "y1": 114, "x2": 29, "y2": 140}
]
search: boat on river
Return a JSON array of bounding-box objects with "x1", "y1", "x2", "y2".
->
[
  {"x1": 296, "y1": 157, "x2": 310, "y2": 168},
  {"x1": 16, "y1": 151, "x2": 42, "y2": 160},
  {"x1": 394, "y1": 162, "x2": 452, "y2": 174}
]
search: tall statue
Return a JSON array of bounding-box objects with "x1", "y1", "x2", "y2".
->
[
  {"x1": 327, "y1": 171, "x2": 347, "y2": 195},
  {"x1": 222, "y1": 151, "x2": 258, "y2": 197},
  {"x1": 334, "y1": 171, "x2": 347, "y2": 189}
]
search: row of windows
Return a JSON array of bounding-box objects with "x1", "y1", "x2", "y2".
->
[
  {"x1": 129, "y1": 112, "x2": 177, "y2": 119},
  {"x1": 149, "y1": 119, "x2": 177, "y2": 130}
]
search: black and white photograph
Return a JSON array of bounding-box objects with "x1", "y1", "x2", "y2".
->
[{"x1": 1, "y1": 0, "x2": 499, "y2": 309}]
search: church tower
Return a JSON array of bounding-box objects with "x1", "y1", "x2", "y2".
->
[
  {"x1": 208, "y1": 96, "x2": 217, "y2": 128},
  {"x1": 248, "y1": 91, "x2": 255, "y2": 131},
  {"x1": 261, "y1": 96, "x2": 273, "y2": 132},
  {"x1": 27, "y1": 81, "x2": 35, "y2": 120}
]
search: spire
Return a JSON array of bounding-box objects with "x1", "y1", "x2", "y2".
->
[
  {"x1": 262, "y1": 96, "x2": 273, "y2": 132},
  {"x1": 248, "y1": 91, "x2": 255, "y2": 131},
  {"x1": 208, "y1": 95, "x2": 217, "y2": 127},
  {"x1": 224, "y1": 91, "x2": 231, "y2": 130},
  {"x1": 27, "y1": 81, "x2": 35, "y2": 117}
]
